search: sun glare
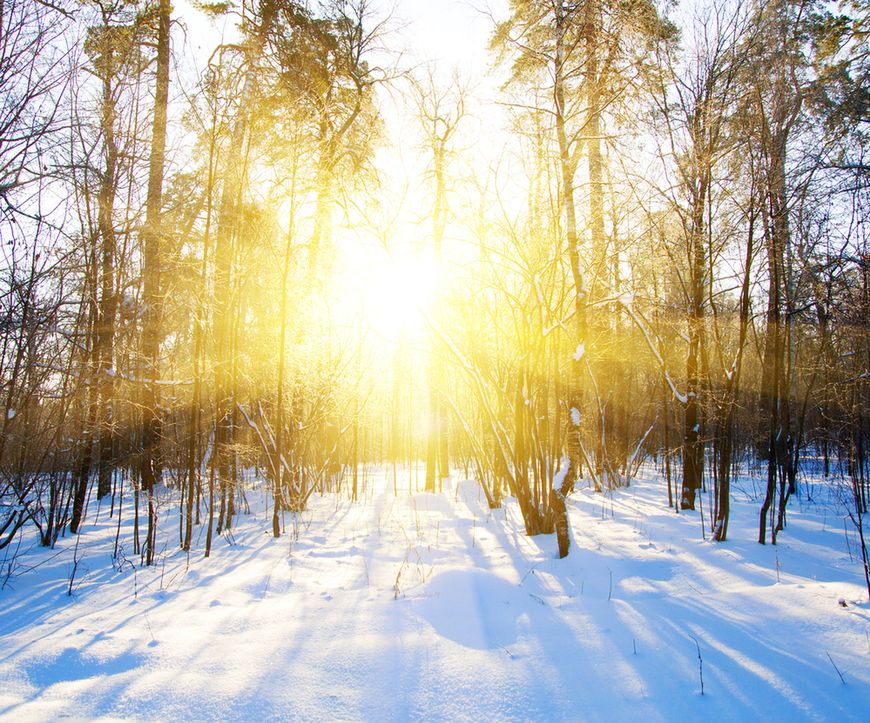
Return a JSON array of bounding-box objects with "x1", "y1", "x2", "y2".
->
[{"x1": 343, "y1": 246, "x2": 440, "y2": 343}]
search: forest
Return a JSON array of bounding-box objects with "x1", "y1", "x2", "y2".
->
[
  {"x1": 1, "y1": 0, "x2": 869, "y2": 717},
  {"x1": 1, "y1": 0, "x2": 866, "y2": 570}
]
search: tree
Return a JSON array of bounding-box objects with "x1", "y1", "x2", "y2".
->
[
  {"x1": 139, "y1": 0, "x2": 171, "y2": 565},
  {"x1": 410, "y1": 69, "x2": 465, "y2": 493},
  {"x1": 650, "y1": 1, "x2": 751, "y2": 512},
  {"x1": 493, "y1": 0, "x2": 674, "y2": 498},
  {"x1": 746, "y1": 0, "x2": 809, "y2": 545},
  {"x1": 71, "y1": 0, "x2": 154, "y2": 532},
  {"x1": 0, "y1": 0, "x2": 72, "y2": 552}
]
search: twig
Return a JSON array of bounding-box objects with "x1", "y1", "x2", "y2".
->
[
  {"x1": 394, "y1": 558, "x2": 407, "y2": 600},
  {"x1": 67, "y1": 530, "x2": 82, "y2": 597},
  {"x1": 520, "y1": 564, "x2": 538, "y2": 584},
  {"x1": 692, "y1": 636, "x2": 705, "y2": 695},
  {"x1": 826, "y1": 651, "x2": 846, "y2": 684},
  {"x1": 144, "y1": 612, "x2": 157, "y2": 645}
]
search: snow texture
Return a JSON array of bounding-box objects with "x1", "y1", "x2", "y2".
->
[{"x1": 1, "y1": 469, "x2": 868, "y2": 721}]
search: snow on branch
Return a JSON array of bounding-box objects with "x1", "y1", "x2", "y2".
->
[
  {"x1": 552, "y1": 455, "x2": 570, "y2": 493},
  {"x1": 618, "y1": 299, "x2": 688, "y2": 406},
  {"x1": 106, "y1": 368, "x2": 194, "y2": 386}
]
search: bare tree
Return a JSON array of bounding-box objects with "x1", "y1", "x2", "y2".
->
[{"x1": 410, "y1": 68, "x2": 465, "y2": 493}]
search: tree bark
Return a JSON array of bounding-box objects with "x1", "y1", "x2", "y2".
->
[{"x1": 140, "y1": 0, "x2": 171, "y2": 565}]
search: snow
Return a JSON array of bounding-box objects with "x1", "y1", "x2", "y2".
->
[
  {"x1": 570, "y1": 407, "x2": 581, "y2": 426},
  {"x1": 573, "y1": 343, "x2": 585, "y2": 362},
  {"x1": 577, "y1": 257, "x2": 587, "y2": 295},
  {"x1": 666, "y1": 371, "x2": 689, "y2": 405},
  {"x1": 618, "y1": 298, "x2": 689, "y2": 406},
  {"x1": 1, "y1": 469, "x2": 869, "y2": 721},
  {"x1": 552, "y1": 456, "x2": 569, "y2": 492}
]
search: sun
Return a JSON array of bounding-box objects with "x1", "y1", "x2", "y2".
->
[
  {"x1": 365, "y1": 253, "x2": 439, "y2": 339},
  {"x1": 338, "y1": 243, "x2": 441, "y2": 343}
]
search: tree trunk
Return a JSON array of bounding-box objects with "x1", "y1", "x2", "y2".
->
[
  {"x1": 681, "y1": 163, "x2": 708, "y2": 510},
  {"x1": 758, "y1": 132, "x2": 789, "y2": 545},
  {"x1": 96, "y1": 41, "x2": 120, "y2": 501},
  {"x1": 140, "y1": 0, "x2": 171, "y2": 565},
  {"x1": 713, "y1": 207, "x2": 755, "y2": 541},
  {"x1": 554, "y1": 3, "x2": 585, "y2": 500},
  {"x1": 211, "y1": 0, "x2": 276, "y2": 534}
]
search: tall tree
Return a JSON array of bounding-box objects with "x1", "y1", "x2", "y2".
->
[
  {"x1": 71, "y1": 0, "x2": 150, "y2": 531},
  {"x1": 210, "y1": 0, "x2": 277, "y2": 538},
  {"x1": 651, "y1": 1, "x2": 750, "y2": 511},
  {"x1": 139, "y1": 0, "x2": 171, "y2": 565},
  {"x1": 492, "y1": 0, "x2": 672, "y2": 500},
  {"x1": 747, "y1": 0, "x2": 809, "y2": 544},
  {"x1": 411, "y1": 70, "x2": 465, "y2": 493}
]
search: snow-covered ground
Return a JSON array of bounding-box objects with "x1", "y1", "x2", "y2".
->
[{"x1": 1, "y1": 468, "x2": 868, "y2": 721}]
